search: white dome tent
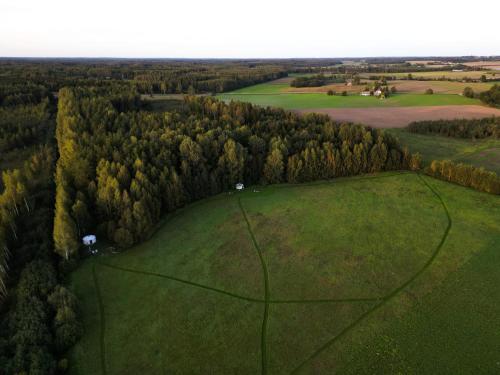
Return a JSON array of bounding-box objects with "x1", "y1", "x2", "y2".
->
[{"x1": 82, "y1": 234, "x2": 98, "y2": 254}]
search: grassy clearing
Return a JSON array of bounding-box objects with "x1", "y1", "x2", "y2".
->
[
  {"x1": 310, "y1": 176, "x2": 500, "y2": 374},
  {"x1": 218, "y1": 92, "x2": 479, "y2": 109},
  {"x1": 69, "y1": 172, "x2": 500, "y2": 374},
  {"x1": 388, "y1": 128, "x2": 500, "y2": 173}
]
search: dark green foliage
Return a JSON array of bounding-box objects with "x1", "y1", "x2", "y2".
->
[
  {"x1": 0, "y1": 83, "x2": 52, "y2": 107},
  {"x1": 462, "y1": 86, "x2": 474, "y2": 98},
  {"x1": 479, "y1": 84, "x2": 500, "y2": 107},
  {"x1": 53, "y1": 88, "x2": 412, "y2": 251},
  {"x1": 0, "y1": 100, "x2": 53, "y2": 154},
  {"x1": 291, "y1": 74, "x2": 345, "y2": 87},
  {"x1": 48, "y1": 286, "x2": 83, "y2": 352},
  {"x1": 0, "y1": 59, "x2": 287, "y2": 95},
  {"x1": 6, "y1": 260, "x2": 57, "y2": 375},
  {"x1": 426, "y1": 160, "x2": 500, "y2": 194},
  {"x1": 407, "y1": 117, "x2": 499, "y2": 139}
]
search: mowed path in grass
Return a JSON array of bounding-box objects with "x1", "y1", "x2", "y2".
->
[{"x1": 69, "y1": 173, "x2": 500, "y2": 374}]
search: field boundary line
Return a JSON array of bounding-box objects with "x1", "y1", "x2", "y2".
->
[
  {"x1": 98, "y1": 262, "x2": 381, "y2": 304},
  {"x1": 92, "y1": 265, "x2": 107, "y2": 375},
  {"x1": 269, "y1": 297, "x2": 381, "y2": 304},
  {"x1": 271, "y1": 171, "x2": 411, "y2": 191},
  {"x1": 239, "y1": 197, "x2": 271, "y2": 375},
  {"x1": 290, "y1": 173, "x2": 452, "y2": 374},
  {"x1": 97, "y1": 261, "x2": 262, "y2": 303}
]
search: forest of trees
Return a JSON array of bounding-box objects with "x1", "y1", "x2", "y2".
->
[
  {"x1": 53, "y1": 89, "x2": 416, "y2": 257},
  {"x1": 0, "y1": 148, "x2": 82, "y2": 374},
  {"x1": 0, "y1": 75, "x2": 82, "y2": 373},
  {"x1": 0, "y1": 60, "x2": 287, "y2": 95},
  {"x1": 290, "y1": 74, "x2": 345, "y2": 87},
  {"x1": 0, "y1": 99, "x2": 54, "y2": 153},
  {"x1": 407, "y1": 117, "x2": 499, "y2": 139},
  {"x1": 426, "y1": 160, "x2": 500, "y2": 194}
]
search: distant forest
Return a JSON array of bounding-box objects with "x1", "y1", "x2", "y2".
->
[{"x1": 0, "y1": 59, "x2": 287, "y2": 95}]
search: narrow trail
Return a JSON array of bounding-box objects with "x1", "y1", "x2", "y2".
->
[
  {"x1": 92, "y1": 265, "x2": 107, "y2": 375},
  {"x1": 290, "y1": 174, "x2": 452, "y2": 374},
  {"x1": 99, "y1": 261, "x2": 379, "y2": 305},
  {"x1": 98, "y1": 261, "x2": 262, "y2": 303},
  {"x1": 239, "y1": 197, "x2": 271, "y2": 375}
]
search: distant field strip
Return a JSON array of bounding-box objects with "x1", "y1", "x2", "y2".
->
[{"x1": 299, "y1": 105, "x2": 500, "y2": 128}]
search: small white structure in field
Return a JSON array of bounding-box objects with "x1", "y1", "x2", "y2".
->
[
  {"x1": 235, "y1": 183, "x2": 244, "y2": 191},
  {"x1": 360, "y1": 91, "x2": 371, "y2": 96},
  {"x1": 374, "y1": 89, "x2": 383, "y2": 97},
  {"x1": 83, "y1": 235, "x2": 98, "y2": 254},
  {"x1": 83, "y1": 235, "x2": 96, "y2": 246}
]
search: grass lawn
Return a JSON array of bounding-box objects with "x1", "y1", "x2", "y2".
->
[
  {"x1": 217, "y1": 92, "x2": 479, "y2": 110},
  {"x1": 388, "y1": 129, "x2": 500, "y2": 173},
  {"x1": 69, "y1": 173, "x2": 500, "y2": 374}
]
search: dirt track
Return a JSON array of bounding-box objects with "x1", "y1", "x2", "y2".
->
[{"x1": 298, "y1": 105, "x2": 500, "y2": 128}]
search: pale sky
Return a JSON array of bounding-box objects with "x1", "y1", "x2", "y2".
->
[{"x1": 1, "y1": 0, "x2": 499, "y2": 58}]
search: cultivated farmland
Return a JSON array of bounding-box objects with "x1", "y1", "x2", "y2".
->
[
  {"x1": 299, "y1": 106, "x2": 500, "y2": 128},
  {"x1": 69, "y1": 173, "x2": 500, "y2": 375}
]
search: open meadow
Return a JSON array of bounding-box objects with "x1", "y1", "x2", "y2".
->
[
  {"x1": 387, "y1": 129, "x2": 500, "y2": 173},
  {"x1": 69, "y1": 172, "x2": 500, "y2": 374},
  {"x1": 218, "y1": 91, "x2": 480, "y2": 110}
]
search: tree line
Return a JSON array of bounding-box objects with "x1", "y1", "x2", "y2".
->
[
  {"x1": 479, "y1": 84, "x2": 500, "y2": 107},
  {"x1": 426, "y1": 159, "x2": 500, "y2": 194},
  {"x1": 0, "y1": 60, "x2": 287, "y2": 95},
  {"x1": 290, "y1": 74, "x2": 345, "y2": 87},
  {"x1": 0, "y1": 148, "x2": 82, "y2": 374},
  {"x1": 53, "y1": 89, "x2": 417, "y2": 256},
  {"x1": 407, "y1": 117, "x2": 499, "y2": 139}
]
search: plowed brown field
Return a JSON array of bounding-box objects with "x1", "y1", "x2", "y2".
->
[{"x1": 298, "y1": 105, "x2": 500, "y2": 128}]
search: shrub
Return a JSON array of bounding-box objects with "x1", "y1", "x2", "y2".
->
[
  {"x1": 425, "y1": 88, "x2": 434, "y2": 95},
  {"x1": 327, "y1": 90, "x2": 334, "y2": 96},
  {"x1": 463, "y1": 86, "x2": 474, "y2": 98}
]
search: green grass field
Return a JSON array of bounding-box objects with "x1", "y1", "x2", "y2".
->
[
  {"x1": 218, "y1": 92, "x2": 479, "y2": 110},
  {"x1": 217, "y1": 79, "x2": 481, "y2": 109},
  {"x1": 388, "y1": 129, "x2": 500, "y2": 173},
  {"x1": 69, "y1": 172, "x2": 500, "y2": 374}
]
